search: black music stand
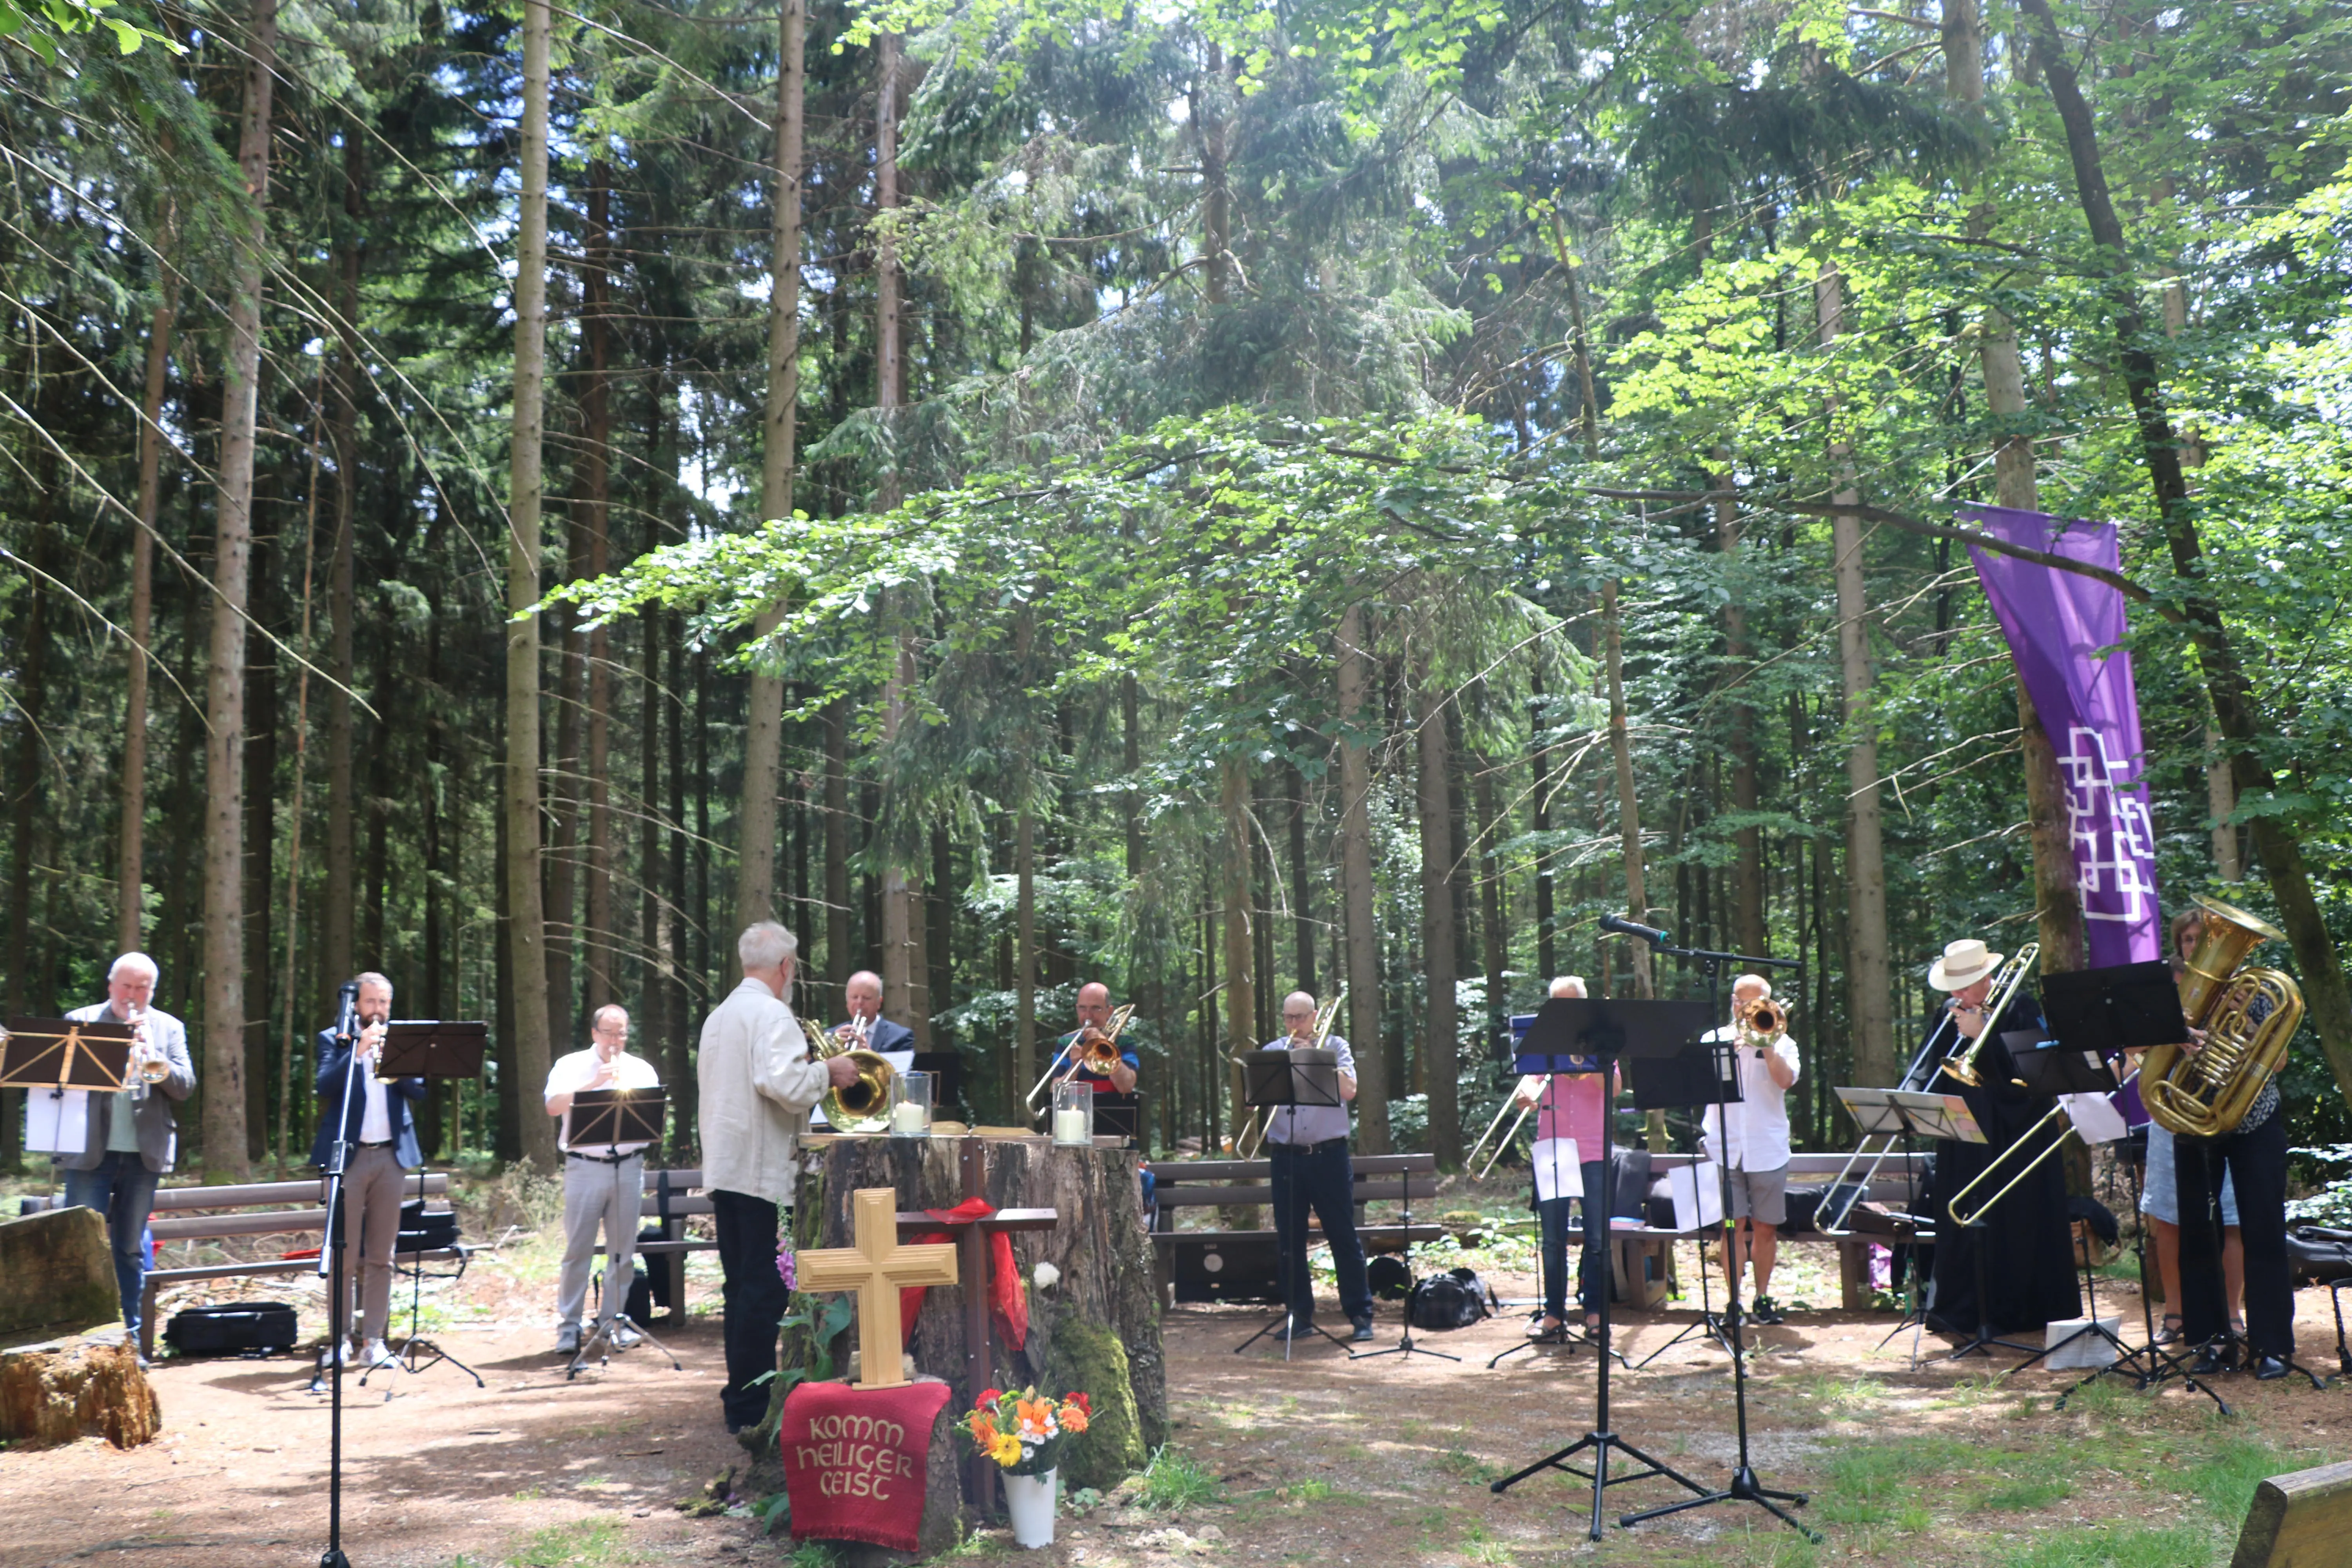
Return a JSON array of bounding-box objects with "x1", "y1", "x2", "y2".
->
[
  {"x1": 361, "y1": 1021, "x2": 488, "y2": 1391},
  {"x1": 559, "y1": 1086, "x2": 686, "y2": 1378},
  {"x1": 3, "y1": 1018, "x2": 134, "y2": 1167},
  {"x1": 1829, "y1": 1087, "x2": 1976, "y2": 1361},
  {"x1": 2029, "y1": 966, "x2": 2245, "y2": 1409},
  {"x1": 1488, "y1": 997, "x2": 1719, "y2": 1539},
  {"x1": 1232, "y1": 1049, "x2": 1359, "y2": 1358}
]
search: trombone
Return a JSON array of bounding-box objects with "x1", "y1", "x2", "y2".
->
[
  {"x1": 1818, "y1": 942, "x2": 2037, "y2": 1235},
  {"x1": 1025, "y1": 1003, "x2": 1135, "y2": 1116},
  {"x1": 1467, "y1": 1074, "x2": 1551, "y2": 1180},
  {"x1": 1944, "y1": 1069, "x2": 2132, "y2": 1229},
  {"x1": 1234, "y1": 988, "x2": 1345, "y2": 1160}
]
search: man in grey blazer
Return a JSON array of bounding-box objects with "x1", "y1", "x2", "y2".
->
[{"x1": 60, "y1": 951, "x2": 194, "y2": 1351}]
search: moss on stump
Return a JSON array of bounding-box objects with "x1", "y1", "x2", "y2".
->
[{"x1": 1046, "y1": 1316, "x2": 1145, "y2": 1491}]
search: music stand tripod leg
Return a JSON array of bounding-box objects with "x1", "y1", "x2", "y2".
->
[{"x1": 1347, "y1": 1170, "x2": 1458, "y2": 1363}]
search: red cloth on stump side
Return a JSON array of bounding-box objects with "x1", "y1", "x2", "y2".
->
[
  {"x1": 897, "y1": 1196, "x2": 1030, "y2": 1352},
  {"x1": 780, "y1": 1379, "x2": 953, "y2": 1550}
]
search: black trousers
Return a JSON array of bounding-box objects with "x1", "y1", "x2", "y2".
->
[
  {"x1": 1269, "y1": 1139, "x2": 1373, "y2": 1324},
  {"x1": 2178, "y1": 1107, "x2": 2292, "y2": 1356},
  {"x1": 711, "y1": 1187, "x2": 787, "y2": 1430},
  {"x1": 1536, "y1": 1161, "x2": 1609, "y2": 1319}
]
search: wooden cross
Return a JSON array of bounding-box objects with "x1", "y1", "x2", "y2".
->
[{"x1": 797, "y1": 1188, "x2": 958, "y2": 1389}]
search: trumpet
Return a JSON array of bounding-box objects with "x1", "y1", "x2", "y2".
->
[
  {"x1": 1936, "y1": 941, "x2": 2038, "y2": 1089},
  {"x1": 1235, "y1": 989, "x2": 1346, "y2": 1160},
  {"x1": 818, "y1": 1009, "x2": 897, "y2": 1130},
  {"x1": 124, "y1": 1007, "x2": 169, "y2": 1097},
  {"x1": 1737, "y1": 994, "x2": 1787, "y2": 1043},
  {"x1": 1026, "y1": 1004, "x2": 1134, "y2": 1115}
]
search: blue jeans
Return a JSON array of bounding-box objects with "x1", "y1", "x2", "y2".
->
[
  {"x1": 65, "y1": 1151, "x2": 161, "y2": 1340},
  {"x1": 1537, "y1": 1160, "x2": 1609, "y2": 1319},
  {"x1": 1268, "y1": 1139, "x2": 1373, "y2": 1324}
]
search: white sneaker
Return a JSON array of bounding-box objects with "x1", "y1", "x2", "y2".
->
[
  {"x1": 608, "y1": 1322, "x2": 641, "y2": 1350},
  {"x1": 364, "y1": 1338, "x2": 397, "y2": 1368}
]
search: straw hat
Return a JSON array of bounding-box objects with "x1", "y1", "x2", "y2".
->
[{"x1": 1928, "y1": 938, "x2": 2002, "y2": 991}]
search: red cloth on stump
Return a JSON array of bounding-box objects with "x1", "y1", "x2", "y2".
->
[
  {"x1": 898, "y1": 1196, "x2": 1029, "y2": 1352},
  {"x1": 780, "y1": 1379, "x2": 953, "y2": 1550}
]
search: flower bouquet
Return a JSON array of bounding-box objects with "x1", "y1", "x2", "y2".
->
[
  {"x1": 960, "y1": 1386, "x2": 1089, "y2": 1478},
  {"x1": 961, "y1": 1387, "x2": 1091, "y2": 1548}
]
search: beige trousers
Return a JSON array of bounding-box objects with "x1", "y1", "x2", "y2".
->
[{"x1": 339, "y1": 1143, "x2": 408, "y2": 1341}]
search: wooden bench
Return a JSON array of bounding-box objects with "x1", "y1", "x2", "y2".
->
[
  {"x1": 1626, "y1": 1151, "x2": 1930, "y2": 1310},
  {"x1": 597, "y1": 1165, "x2": 714, "y2": 1321},
  {"x1": 18, "y1": 1176, "x2": 466, "y2": 1356},
  {"x1": 1144, "y1": 1154, "x2": 1445, "y2": 1302},
  {"x1": 2229, "y1": 1457, "x2": 2352, "y2": 1568}
]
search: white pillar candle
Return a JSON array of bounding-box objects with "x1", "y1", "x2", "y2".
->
[
  {"x1": 1053, "y1": 1107, "x2": 1090, "y2": 1145},
  {"x1": 892, "y1": 1101, "x2": 928, "y2": 1136}
]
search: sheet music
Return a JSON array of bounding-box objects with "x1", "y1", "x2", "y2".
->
[
  {"x1": 2060, "y1": 1091, "x2": 2130, "y2": 1146},
  {"x1": 1531, "y1": 1138, "x2": 1582, "y2": 1202},
  {"x1": 27, "y1": 1088, "x2": 86, "y2": 1153}
]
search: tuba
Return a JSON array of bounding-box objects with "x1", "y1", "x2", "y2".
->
[
  {"x1": 2141, "y1": 896, "x2": 2303, "y2": 1138},
  {"x1": 818, "y1": 1011, "x2": 898, "y2": 1131}
]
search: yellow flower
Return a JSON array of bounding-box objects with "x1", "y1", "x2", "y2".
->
[{"x1": 991, "y1": 1433, "x2": 1024, "y2": 1468}]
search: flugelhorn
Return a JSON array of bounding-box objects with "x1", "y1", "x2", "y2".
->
[
  {"x1": 1936, "y1": 941, "x2": 2038, "y2": 1089},
  {"x1": 1026, "y1": 1004, "x2": 1134, "y2": 1115}
]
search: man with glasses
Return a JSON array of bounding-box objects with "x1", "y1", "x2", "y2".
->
[{"x1": 545, "y1": 1004, "x2": 662, "y2": 1354}]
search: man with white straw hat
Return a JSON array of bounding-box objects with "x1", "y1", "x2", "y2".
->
[{"x1": 1919, "y1": 938, "x2": 2081, "y2": 1341}]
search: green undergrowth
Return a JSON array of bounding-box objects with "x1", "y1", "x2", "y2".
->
[{"x1": 1133, "y1": 1443, "x2": 1223, "y2": 1511}]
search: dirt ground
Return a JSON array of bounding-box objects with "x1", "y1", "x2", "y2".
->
[{"x1": 4, "y1": 1230, "x2": 2348, "y2": 1568}]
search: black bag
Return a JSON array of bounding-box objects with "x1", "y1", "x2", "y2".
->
[
  {"x1": 2288, "y1": 1225, "x2": 2352, "y2": 1284},
  {"x1": 623, "y1": 1259, "x2": 654, "y2": 1322},
  {"x1": 1608, "y1": 1151, "x2": 1653, "y2": 1220},
  {"x1": 1367, "y1": 1253, "x2": 1414, "y2": 1301},
  {"x1": 1782, "y1": 1182, "x2": 1867, "y2": 1235},
  {"x1": 163, "y1": 1301, "x2": 299, "y2": 1356},
  {"x1": 1406, "y1": 1267, "x2": 1499, "y2": 1331},
  {"x1": 636, "y1": 1227, "x2": 674, "y2": 1313}
]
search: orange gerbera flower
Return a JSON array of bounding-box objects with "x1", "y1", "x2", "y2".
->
[{"x1": 1060, "y1": 1405, "x2": 1090, "y2": 1435}]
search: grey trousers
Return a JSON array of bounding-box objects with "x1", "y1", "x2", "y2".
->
[
  {"x1": 340, "y1": 1144, "x2": 408, "y2": 1341},
  {"x1": 558, "y1": 1152, "x2": 644, "y2": 1328}
]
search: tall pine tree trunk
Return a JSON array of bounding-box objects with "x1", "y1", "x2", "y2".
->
[
  {"x1": 1716, "y1": 456, "x2": 1765, "y2": 958},
  {"x1": 1817, "y1": 263, "x2": 1896, "y2": 1089},
  {"x1": 1219, "y1": 757, "x2": 1254, "y2": 1139},
  {"x1": 1602, "y1": 582, "x2": 1653, "y2": 999},
  {"x1": 581, "y1": 166, "x2": 616, "y2": 1017},
  {"x1": 122, "y1": 207, "x2": 178, "y2": 955},
  {"x1": 1416, "y1": 673, "x2": 1459, "y2": 1165},
  {"x1": 1946, "y1": 0, "x2": 2086, "y2": 978},
  {"x1": 1338, "y1": 603, "x2": 1386, "y2": 1152},
  {"x1": 203, "y1": 0, "x2": 280, "y2": 1178},
  {"x1": 737, "y1": 0, "x2": 806, "y2": 931},
  {"x1": 504, "y1": 0, "x2": 558, "y2": 1169},
  {"x1": 2017, "y1": 0, "x2": 2352, "y2": 1103},
  {"x1": 323, "y1": 132, "x2": 364, "y2": 1002},
  {"x1": 823, "y1": 698, "x2": 849, "y2": 978}
]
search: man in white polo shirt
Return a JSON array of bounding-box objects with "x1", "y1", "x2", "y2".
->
[
  {"x1": 1701, "y1": 973, "x2": 1800, "y2": 1325},
  {"x1": 545, "y1": 1004, "x2": 661, "y2": 1354}
]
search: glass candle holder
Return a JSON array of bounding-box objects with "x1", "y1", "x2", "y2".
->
[
  {"x1": 1051, "y1": 1080, "x2": 1094, "y2": 1146},
  {"x1": 890, "y1": 1071, "x2": 934, "y2": 1138}
]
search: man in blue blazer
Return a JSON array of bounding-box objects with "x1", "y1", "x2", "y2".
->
[
  {"x1": 311, "y1": 972, "x2": 425, "y2": 1368},
  {"x1": 827, "y1": 970, "x2": 915, "y2": 1053}
]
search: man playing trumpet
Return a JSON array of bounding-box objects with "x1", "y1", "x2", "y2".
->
[{"x1": 1700, "y1": 974, "x2": 1799, "y2": 1324}]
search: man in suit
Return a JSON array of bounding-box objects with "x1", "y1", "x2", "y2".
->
[
  {"x1": 828, "y1": 970, "x2": 914, "y2": 1054},
  {"x1": 311, "y1": 971, "x2": 427, "y2": 1368},
  {"x1": 60, "y1": 951, "x2": 194, "y2": 1356}
]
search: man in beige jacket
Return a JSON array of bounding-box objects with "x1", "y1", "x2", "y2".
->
[{"x1": 699, "y1": 921, "x2": 859, "y2": 1433}]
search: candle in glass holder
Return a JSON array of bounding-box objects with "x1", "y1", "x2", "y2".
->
[
  {"x1": 1052, "y1": 1080, "x2": 1093, "y2": 1146},
  {"x1": 893, "y1": 1100, "x2": 928, "y2": 1135},
  {"x1": 890, "y1": 1070, "x2": 933, "y2": 1138}
]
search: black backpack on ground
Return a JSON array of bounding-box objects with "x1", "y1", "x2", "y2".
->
[
  {"x1": 163, "y1": 1302, "x2": 299, "y2": 1356},
  {"x1": 1406, "y1": 1267, "x2": 1500, "y2": 1331}
]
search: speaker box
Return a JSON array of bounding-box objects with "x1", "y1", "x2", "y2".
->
[{"x1": 1170, "y1": 1236, "x2": 1283, "y2": 1303}]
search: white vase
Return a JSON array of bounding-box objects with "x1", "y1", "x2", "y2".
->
[{"x1": 1003, "y1": 1467, "x2": 1058, "y2": 1549}]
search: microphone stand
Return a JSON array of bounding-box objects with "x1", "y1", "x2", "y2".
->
[
  {"x1": 1616, "y1": 933, "x2": 1818, "y2": 1543},
  {"x1": 310, "y1": 984, "x2": 363, "y2": 1568}
]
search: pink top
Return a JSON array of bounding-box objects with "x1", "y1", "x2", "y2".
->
[{"x1": 1534, "y1": 1067, "x2": 1616, "y2": 1152}]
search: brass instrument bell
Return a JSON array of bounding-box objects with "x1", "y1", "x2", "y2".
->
[
  {"x1": 1737, "y1": 994, "x2": 1788, "y2": 1042},
  {"x1": 2141, "y1": 896, "x2": 2303, "y2": 1138},
  {"x1": 819, "y1": 1011, "x2": 898, "y2": 1131}
]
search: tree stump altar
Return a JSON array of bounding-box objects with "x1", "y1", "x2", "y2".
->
[
  {"x1": 0, "y1": 1208, "x2": 161, "y2": 1449},
  {"x1": 778, "y1": 1136, "x2": 1165, "y2": 1494}
]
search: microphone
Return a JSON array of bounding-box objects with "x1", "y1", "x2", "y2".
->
[
  {"x1": 1599, "y1": 913, "x2": 1671, "y2": 946},
  {"x1": 334, "y1": 980, "x2": 360, "y2": 1045}
]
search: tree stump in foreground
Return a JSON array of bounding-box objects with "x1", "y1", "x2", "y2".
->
[
  {"x1": 762, "y1": 1136, "x2": 1165, "y2": 1498},
  {"x1": 0, "y1": 1207, "x2": 123, "y2": 1344},
  {"x1": 0, "y1": 1332, "x2": 161, "y2": 1449}
]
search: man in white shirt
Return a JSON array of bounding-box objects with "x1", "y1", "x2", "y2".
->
[
  {"x1": 545, "y1": 1004, "x2": 661, "y2": 1354},
  {"x1": 1700, "y1": 974, "x2": 1800, "y2": 1324},
  {"x1": 1260, "y1": 991, "x2": 1374, "y2": 1341},
  {"x1": 697, "y1": 921, "x2": 859, "y2": 1434},
  {"x1": 309, "y1": 972, "x2": 426, "y2": 1367}
]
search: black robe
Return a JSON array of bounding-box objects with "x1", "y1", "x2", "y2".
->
[{"x1": 1920, "y1": 999, "x2": 2082, "y2": 1335}]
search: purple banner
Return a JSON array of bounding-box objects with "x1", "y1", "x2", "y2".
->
[{"x1": 1965, "y1": 505, "x2": 2160, "y2": 968}]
